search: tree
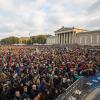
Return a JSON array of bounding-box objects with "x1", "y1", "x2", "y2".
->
[
  {"x1": 31, "y1": 36, "x2": 36, "y2": 43},
  {"x1": 0, "y1": 37, "x2": 19, "y2": 45},
  {"x1": 36, "y1": 35, "x2": 46, "y2": 44},
  {"x1": 0, "y1": 34, "x2": 50, "y2": 45}
]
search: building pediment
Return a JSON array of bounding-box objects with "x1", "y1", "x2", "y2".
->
[
  {"x1": 55, "y1": 27, "x2": 87, "y2": 34},
  {"x1": 55, "y1": 27, "x2": 73, "y2": 33}
]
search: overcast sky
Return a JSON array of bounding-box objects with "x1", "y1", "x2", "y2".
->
[{"x1": 0, "y1": 0, "x2": 100, "y2": 38}]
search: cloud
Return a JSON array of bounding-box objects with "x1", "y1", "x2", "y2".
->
[
  {"x1": 87, "y1": 0, "x2": 100, "y2": 15},
  {"x1": 0, "y1": 0, "x2": 100, "y2": 39}
]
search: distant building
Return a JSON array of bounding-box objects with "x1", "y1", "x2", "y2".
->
[
  {"x1": 46, "y1": 27, "x2": 100, "y2": 46},
  {"x1": 19, "y1": 37, "x2": 30, "y2": 44},
  {"x1": 76, "y1": 30, "x2": 100, "y2": 46},
  {"x1": 46, "y1": 36, "x2": 57, "y2": 44},
  {"x1": 55, "y1": 26, "x2": 87, "y2": 45}
]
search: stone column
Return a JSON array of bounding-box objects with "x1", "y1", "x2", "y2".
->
[
  {"x1": 56, "y1": 35, "x2": 57, "y2": 44},
  {"x1": 84, "y1": 36, "x2": 87, "y2": 45},
  {"x1": 97, "y1": 35, "x2": 99, "y2": 44},
  {"x1": 70, "y1": 32, "x2": 71, "y2": 44},
  {"x1": 59, "y1": 34, "x2": 60, "y2": 44},
  {"x1": 68, "y1": 32, "x2": 69, "y2": 44},
  {"x1": 61, "y1": 33, "x2": 63, "y2": 45},
  {"x1": 57, "y1": 34, "x2": 59, "y2": 44},
  {"x1": 61, "y1": 33, "x2": 64, "y2": 44},
  {"x1": 55, "y1": 34, "x2": 57, "y2": 44},
  {"x1": 74, "y1": 32, "x2": 76, "y2": 44},
  {"x1": 90, "y1": 35, "x2": 92, "y2": 44},
  {"x1": 69, "y1": 32, "x2": 70, "y2": 44},
  {"x1": 65, "y1": 33, "x2": 67, "y2": 44},
  {"x1": 80, "y1": 36, "x2": 82, "y2": 44},
  {"x1": 72, "y1": 32, "x2": 75, "y2": 44},
  {"x1": 66, "y1": 33, "x2": 68, "y2": 44},
  {"x1": 57, "y1": 34, "x2": 58, "y2": 44},
  {"x1": 60, "y1": 34, "x2": 61, "y2": 44},
  {"x1": 59, "y1": 34, "x2": 61, "y2": 44},
  {"x1": 65, "y1": 33, "x2": 66, "y2": 44},
  {"x1": 74, "y1": 32, "x2": 76, "y2": 43},
  {"x1": 55, "y1": 35, "x2": 58, "y2": 44},
  {"x1": 62, "y1": 33, "x2": 63, "y2": 45},
  {"x1": 66, "y1": 32, "x2": 68, "y2": 44},
  {"x1": 63, "y1": 33, "x2": 65, "y2": 44},
  {"x1": 70, "y1": 32, "x2": 72, "y2": 44},
  {"x1": 71, "y1": 32, "x2": 73, "y2": 44},
  {"x1": 63, "y1": 33, "x2": 64, "y2": 44}
]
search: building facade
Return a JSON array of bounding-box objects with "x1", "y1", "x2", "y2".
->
[
  {"x1": 55, "y1": 27, "x2": 87, "y2": 45},
  {"x1": 19, "y1": 37, "x2": 30, "y2": 44},
  {"x1": 46, "y1": 27, "x2": 100, "y2": 46},
  {"x1": 76, "y1": 30, "x2": 100, "y2": 46}
]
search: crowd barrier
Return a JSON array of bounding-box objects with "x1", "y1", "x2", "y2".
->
[
  {"x1": 56, "y1": 72, "x2": 100, "y2": 100},
  {"x1": 56, "y1": 76, "x2": 88, "y2": 100}
]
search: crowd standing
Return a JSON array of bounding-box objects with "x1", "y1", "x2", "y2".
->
[{"x1": 0, "y1": 45, "x2": 100, "y2": 100}]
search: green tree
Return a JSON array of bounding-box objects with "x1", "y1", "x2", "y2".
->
[
  {"x1": 0, "y1": 37, "x2": 19, "y2": 45},
  {"x1": 36, "y1": 35, "x2": 46, "y2": 44},
  {"x1": 31, "y1": 36, "x2": 36, "y2": 43}
]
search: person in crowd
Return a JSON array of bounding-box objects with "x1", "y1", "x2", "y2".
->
[
  {"x1": 13, "y1": 91, "x2": 21, "y2": 100},
  {"x1": 0, "y1": 45, "x2": 99, "y2": 100}
]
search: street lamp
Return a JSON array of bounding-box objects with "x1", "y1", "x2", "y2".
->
[{"x1": 29, "y1": 32, "x2": 32, "y2": 45}]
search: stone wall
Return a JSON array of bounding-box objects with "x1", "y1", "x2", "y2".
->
[{"x1": 76, "y1": 32, "x2": 100, "y2": 46}]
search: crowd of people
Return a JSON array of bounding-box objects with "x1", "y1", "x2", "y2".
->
[{"x1": 0, "y1": 45, "x2": 100, "y2": 100}]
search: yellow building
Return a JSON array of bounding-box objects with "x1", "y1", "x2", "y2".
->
[{"x1": 19, "y1": 37, "x2": 30, "y2": 44}]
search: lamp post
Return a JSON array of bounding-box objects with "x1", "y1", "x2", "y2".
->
[{"x1": 29, "y1": 32, "x2": 32, "y2": 45}]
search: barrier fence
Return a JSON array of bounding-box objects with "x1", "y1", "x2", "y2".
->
[
  {"x1": 56, "y1": 76, "x2": 89, "y2": 100},
  {"x1": 56, "y1": 72, "x2": 100, "y2": 100}
]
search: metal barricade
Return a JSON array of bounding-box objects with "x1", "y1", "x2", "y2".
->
[{"x1": 56, "y1": 76, "x2": 88, "y2": 100}]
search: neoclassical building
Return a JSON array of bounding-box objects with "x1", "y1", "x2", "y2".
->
[
  {"x1": 46, "y1": 27, "x2": 100, "y2": 46},
  {"x1": 55, "y1": 27, "x2": 87, "y2": 44},
  {"x1": 76, "y1": 30, "x2": 100, "y2": 46}
]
